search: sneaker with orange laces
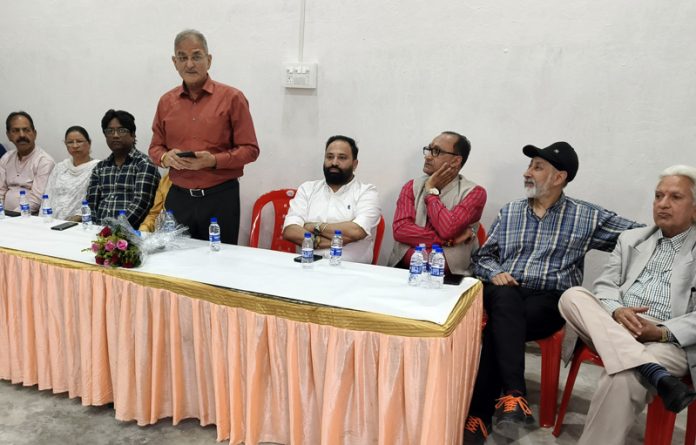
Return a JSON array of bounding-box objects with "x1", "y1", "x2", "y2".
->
[
  {"x1": 463, "y1": 416, "x2": 490, "y2": 444},
  {"x1": 494, "y1": 393, "x2": 535, "y2": 431}
]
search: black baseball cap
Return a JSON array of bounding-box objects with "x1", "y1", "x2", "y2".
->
[{"x1": 523, "y1": 141, "x2": 579, "y2": 182}]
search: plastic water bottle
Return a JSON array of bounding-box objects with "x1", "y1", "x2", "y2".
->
[
  {"x1": 0, "y1": 198, "x2": 5, "y2": 219},
  {"x1": 117, "y1": 210, "x2": 128, "y2": 224},
  {"x1": 419, "y1": 242, "x2": 430, "y2": 273},
  {"x1": 302, "y1": 232, "x2": 314, "y2": 268},
  {"x1": 163, "y1": 209, "x2": 177, "y2": 232},
  {"x1": 41, "y1": 194, "x2": 53, "y2": 222},
  {"x1": 209, "y1": 217, "x2": 221, "y2": 252},
  {"x1": 408, "y1": 246, "x2": 425, "y2": 286},
  {"x1": 330, "y1": 230, "x2": 343, "y2": 266},
  {"x1": 19, "y1": 190, "x2": 30, "y2": 218},
  {"x1": 429, "y1": 247, "x2": 446, "y2": 289},
  {"x1": 81, "y1": 200, "x2": 92, "y2": 229}
]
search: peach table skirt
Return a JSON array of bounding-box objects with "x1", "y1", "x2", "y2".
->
[{"x1": 0, "y1": 249, "x2": 483, "y2": 445}]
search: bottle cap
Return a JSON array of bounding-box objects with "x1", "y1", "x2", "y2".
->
[
  {"x1": 304, "y1": 232, "x2": 311, "y2": 238},
  {"x1": 335, "y1": 230, "x2": 342, "y2": 235},
  {"x1": 118, "y1": 210, "x2": 126, "y2": 216},
  {"x1": 42, "y1": 194, "x2": 48, "y2": 199},
  {"x1": 415, "y1": 245, "x2": 423, "y2": 251},
  {"x1": 20, "y1": 190, "x2": 26, "y2": 195},
  {"x1": 167, "y1": 209, "x2": 174, "y2": 214},
  {"x1": 82, "y1": 199, "x2": 88, "y2": 205},
  {"x1": 210, "y1": 217, "x2": 218, "y2": 223}
]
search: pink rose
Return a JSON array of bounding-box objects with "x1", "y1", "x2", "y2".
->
[
  {"x1": 105, "y1": 240, "x2": 115, "y2": 252},
  {"x1": 103, "y1": 259, "x2": 111, "y2": 267},
  {"x1": 91, "y1": 243, "x2": 100, "y2": 253},
  {"x1": 116, "y1": 239, "x2": 128, "y2": 251}
]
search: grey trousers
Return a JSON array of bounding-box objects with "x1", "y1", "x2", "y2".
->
[{"x1": 558, "y1": 287, "x2": 687, "y2": 445}]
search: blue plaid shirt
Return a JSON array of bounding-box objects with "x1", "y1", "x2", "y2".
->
[
  {"x1": 472, "y1": 194, "x2": 643, "y2": 291},
  {"x1": 86, "y1": 147, "x2": 160, "y2": 228}
]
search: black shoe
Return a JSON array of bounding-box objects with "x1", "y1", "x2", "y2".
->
[
  {"x1": 463, "y1": 416, "x2": 490, "y2": 444},
  {"x1": 494, "y1": 394, "x2": 535, "y2": 435},
  {"x1": 657, "y1": 375, "x2": 696, "y2": 413}
]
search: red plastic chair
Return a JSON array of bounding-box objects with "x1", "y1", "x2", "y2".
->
[
  {"x1": 476, "y1": 224, "x2": 487, "y2": 246},
  {"x1": 535, "y1": 328, "x2": 566, "y2": 428},
  {"x1": 553, "y1": 342, "x2": 696, "y2": 444},
  {"x1": 250, "y1": 189, "x2": 386, "y2": 264},
  {"x1": 371, "y1": 216, "x2": 385, "y2": 265},
  {"x1": 248, "y1": 189, "x2": 297, "y2": 253},
  {"x1": 478, "y1": 319, "x2": 564, "y2": 426}
]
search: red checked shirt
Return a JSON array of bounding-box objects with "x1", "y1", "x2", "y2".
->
[{"x1": 392, "y1": 180, "x2": 487, "y2": 268}]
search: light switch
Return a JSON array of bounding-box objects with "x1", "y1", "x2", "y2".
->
[{"x1": 283, "y1": 63, "x2": 317, "y2": 89}]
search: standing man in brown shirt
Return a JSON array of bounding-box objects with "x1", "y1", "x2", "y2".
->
[{"x1": 149, "y1": 29, "x2": 260, "y2": 244}]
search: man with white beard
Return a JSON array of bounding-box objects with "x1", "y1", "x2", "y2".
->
[{"x1": 463, "y1": 142, "x2": 643, "y2": 444}]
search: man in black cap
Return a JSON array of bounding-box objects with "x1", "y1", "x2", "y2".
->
[{"x1": 463, "y1": 142, "x2": 643, "y2": 444}]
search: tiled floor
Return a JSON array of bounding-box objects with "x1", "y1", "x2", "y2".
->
[{"x1": 0, "y1": 345, "x2": 690, "y2": 444}]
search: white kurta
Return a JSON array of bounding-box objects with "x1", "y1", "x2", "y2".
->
[
  {"x1": 283, "y1": 178, "x2": 381, "y2": 263},
  {"x1": 45, "y1": 158, "x2": 100, "y2": 220}
]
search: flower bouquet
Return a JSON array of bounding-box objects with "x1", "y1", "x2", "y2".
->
[
  {"x1": 85, "y1": 212, "x2": 191, "y2": 268},
  {"x1": 88, "y1": 224, "x2": 143, "y2": 268},
  {"x1": 85, "y1": 216, "x2": 144, "y2": 268}
]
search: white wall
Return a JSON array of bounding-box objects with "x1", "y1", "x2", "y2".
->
[{"x1": 2, "y1": 1, "x2": 695, "y2": 281}]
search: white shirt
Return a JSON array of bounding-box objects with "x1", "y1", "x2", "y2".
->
[
  {"x1": 283, "y1": 178, "x2": 381, "y2": 263},
  {"x1": 45, "y1": 158, "x2": 100, "y2": 220}
]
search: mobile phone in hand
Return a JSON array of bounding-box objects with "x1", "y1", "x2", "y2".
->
[{"x1": 177, "y1": 151, "x2": 196, "y2": 158}]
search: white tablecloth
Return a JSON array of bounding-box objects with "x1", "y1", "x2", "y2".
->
[{"x1": 0, "y1": 216, "x2": 476, "y2": 324}]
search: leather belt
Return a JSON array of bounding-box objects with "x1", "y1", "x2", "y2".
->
[{"x1": 172, "y1": 179, "x2": 237, "y2": 198}]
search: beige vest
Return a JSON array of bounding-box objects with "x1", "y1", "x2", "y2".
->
[{"x1": 388, "y1": 175, "x2": 479, "y2": 275}]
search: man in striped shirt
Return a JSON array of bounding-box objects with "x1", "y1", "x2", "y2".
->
[
  {"x1": 387, "y1": 131, "x2": 486, "y2": 275},
  {"x1": 464, "y1": 142, "x2": 642, "y2": 444},
  {"x1": 559, "y1": 165, "x2": 696, "y2": 444}
]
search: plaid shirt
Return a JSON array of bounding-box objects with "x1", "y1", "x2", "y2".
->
[
  {"x1": 472, "y1": 194, "x2": 643, "y2": 291},
  {"x1": 86, "y1": 148, "x2": 160, "y2": 228},
  {"x1": 602, "y1": 227, "x2": 692, "y2": 321}
]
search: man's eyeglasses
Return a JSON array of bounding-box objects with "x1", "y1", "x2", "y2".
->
[
  {"x1": 103, "y1": 128, "x2": 131, "y2": 136},
  {"x1": 174, "y1": 54, "x2": 207, "y2": 64},
  {"x1": 422, "y1": 146, "x2": 460, "y2": 158}
]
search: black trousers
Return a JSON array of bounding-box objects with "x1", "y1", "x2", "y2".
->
[
  {"x1": 165, "y1": 179, "x2": 240, "y2": 245},
  {"x1": 468, "y1": 284, "x2": 565, "y2": 423}
]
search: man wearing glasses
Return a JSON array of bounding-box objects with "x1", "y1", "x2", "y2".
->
[
  {"x1": 149, "y1": 29, "x2": 259, "y2": 245},
  {"x1": 0, "y1": 111, "x2": 55, "y2": 214},
  {"x1": 387, "y1": 131, "x2": 486, "y2": 274},
  {"x1": 86, "y1": 109, "x2": 160, "y2": 227},
  {"x1": 464, "y1": 142, "x2": 642, "y2": 444}
]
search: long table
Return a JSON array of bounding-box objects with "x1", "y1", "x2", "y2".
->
[{"x1": 0, "y1": 216, "x2": 483, "y2": 445}]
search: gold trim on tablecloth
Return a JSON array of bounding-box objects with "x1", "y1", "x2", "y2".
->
[{"x1": 0, "y1": 247, "x2": 481, "y2": 337}]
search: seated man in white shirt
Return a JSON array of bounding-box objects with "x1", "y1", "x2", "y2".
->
[
  {"x1": 0, "y1": 111, "x2": 55, "y2": 213},
  {"x1": 283, "y1": 135, "x2": 381, "y2": 264}
]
